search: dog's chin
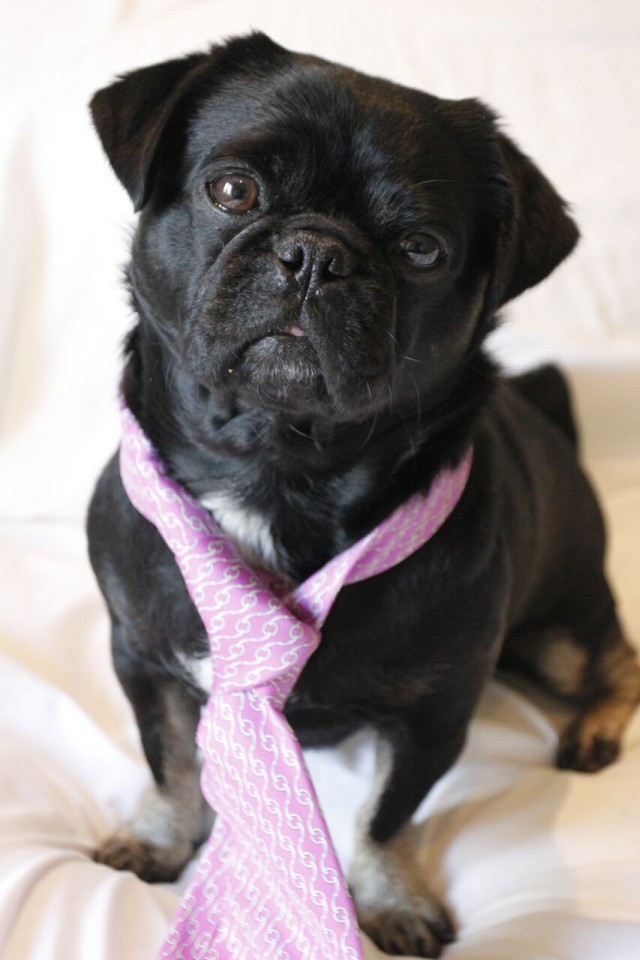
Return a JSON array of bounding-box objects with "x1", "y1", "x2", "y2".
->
[
  {"x1": 193, "y1": 328, "x2": 388, "y2": 420},
  {"x1": 234, "y1": 331, "x2": 329, "y2": 410}
]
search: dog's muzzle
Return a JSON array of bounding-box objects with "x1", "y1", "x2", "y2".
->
[{"x1": 184, "y1": 213, "x2": 397, "y2": 416}]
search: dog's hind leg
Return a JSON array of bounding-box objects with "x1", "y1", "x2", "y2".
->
[
  {"x1": 556, "y1": 624, "x2": 640, "y2": 772},
  {"x1": 502, "y1": 615, "x2": 640, "y2": 773}
]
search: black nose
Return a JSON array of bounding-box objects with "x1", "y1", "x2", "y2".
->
[{"x1": 275, "y1": 230, "x2": 356, "y2": 285}]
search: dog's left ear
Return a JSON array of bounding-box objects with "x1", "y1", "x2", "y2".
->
[
  {"x1": 438, "y1": 98, "x2": 579, "y2": 307},
  {"x1": 491, "y1": 130, "x2": 580, "y2": 307}
]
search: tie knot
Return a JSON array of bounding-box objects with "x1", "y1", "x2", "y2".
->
[{"x1": 210, "y1": 607, "x2": 320, "y2": 697}]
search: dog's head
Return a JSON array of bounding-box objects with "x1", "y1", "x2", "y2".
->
[{"x1": 91, "y1": 33, "x2": 578, "y2": 423}]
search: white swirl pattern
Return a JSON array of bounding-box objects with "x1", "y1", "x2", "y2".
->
[{"x1": 118, "y1": 402, "x2": 472, "y2": 960}]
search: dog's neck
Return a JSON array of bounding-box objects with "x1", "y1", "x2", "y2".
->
[{"x1": 121, "y1": 320, "x2": 495, "y2": 579}]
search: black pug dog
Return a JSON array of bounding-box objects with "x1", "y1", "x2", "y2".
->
[{"x1": 87, "y1": 32, "x2": 640, "y2": 958}]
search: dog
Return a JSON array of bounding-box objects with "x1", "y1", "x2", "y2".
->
[{"x1": 87, "y1": 32, "x2": 640, "y2": 957}]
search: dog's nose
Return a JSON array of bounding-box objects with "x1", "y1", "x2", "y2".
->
[{"x1": 275, "y1": 230, "x2": 356, "y2": 284}]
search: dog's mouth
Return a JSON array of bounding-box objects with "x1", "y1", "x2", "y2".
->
[
  {"x1": 231, "y1": 321, "x2": 327, "y2": 401},
  {"x1": 188, "y1": 300, "x2": 396, "y2": 417},
  {"x1": 234, "y1": 322, "x2": 311, "y2": 359},
  {"x1": 243, "y1": 324, "x2": 307, "y2": 349},
  {"x1": 277, "y1": 325, "x2": 304, "y2": 338}
]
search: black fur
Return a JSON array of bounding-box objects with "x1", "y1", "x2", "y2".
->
[{"x1": 87, "y1": 33, "x2": 632, "y2": 957}]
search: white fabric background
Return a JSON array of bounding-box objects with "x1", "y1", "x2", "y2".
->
[{"x1": 0, "y1": 2, "x2": 639, "y2": 958}]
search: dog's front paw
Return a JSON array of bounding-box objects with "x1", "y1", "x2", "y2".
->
[
  {"x1": 350, "y1": 822, "x2": 455, "y2": 957},
  {"x1": 93, "y1": 829, "x2": 193, "y2": 883},
  {"x1": 358, "y1": 897, "x2": 455, "y2": 958}
]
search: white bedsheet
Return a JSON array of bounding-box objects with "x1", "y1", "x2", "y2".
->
[{"x1": 1, "y1": 2, "x2": 639, "y2": 958}]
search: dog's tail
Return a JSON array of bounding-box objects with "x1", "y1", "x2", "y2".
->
[{"x1": 510, "y1": 363, "x2": 579, "y2": 450}]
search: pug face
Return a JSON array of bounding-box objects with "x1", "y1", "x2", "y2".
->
[{"x1": 92, "y1": 34, "x2": 576, "y2": 423}]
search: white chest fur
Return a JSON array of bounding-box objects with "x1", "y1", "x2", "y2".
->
[
  {"x1": 177, "y1": 491, "x2": 279, "y2": 694},
  {"x1": 199, "y1": 490, "x2": 279, "y2": 572}
]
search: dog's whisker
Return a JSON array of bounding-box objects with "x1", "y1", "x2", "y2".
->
[
  {"x1": 359, "y1": 409, "x2": 379, "y2": 451},
  {"x1": 409, "y1": 372, "x2": 423, "y2": 437},
  {"x1": 363, "y1": 411, "x2": 379, "y2": 449},
  {"x1": 366, "y1": 379, "x2": 373, "y2": 404},
  {"x1": 287, "y1": 421, "x2": 312, "y2": 440},
  {"x1": 382, "y1": 373, "x2": 394, "y2": 407},
  {"x1": 409, "y1": 178, "x2": 454, "y2": 187},
  {"x1": 163, "y1": 355, "x2": 178, "y2": 394},
  {"x1": 182, "y1": 294, "x2": 210, "y2": 322},
  {"x1": 385, "y1": 329, "x2": 425, "y2": 367}
]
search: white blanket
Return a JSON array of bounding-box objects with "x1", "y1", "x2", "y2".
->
[{"x1": 1, "y1": 2, "x2": 639, "y2": 957}]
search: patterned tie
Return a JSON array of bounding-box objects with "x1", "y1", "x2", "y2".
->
[{"x1": 119, "y1": 402, "x2": 472, "y2": 960}]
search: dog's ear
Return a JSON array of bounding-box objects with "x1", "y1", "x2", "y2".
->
[
  {"x1": 90, "y1": 33, "x2": 290, "y2": 212},
  {"x1": 90, "y1": 53, "x2": 208, "y2": 211},
  {"x1": 437, "y1": 98, "x2": 579, "y2": 308},
  {"x1": 491, "y1": 131, "x2": 580, "y2": 307}
]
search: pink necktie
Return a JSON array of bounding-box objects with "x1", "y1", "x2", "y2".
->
[{"x1": 119, "y1": 403, "x2": 472, "y2": 960}]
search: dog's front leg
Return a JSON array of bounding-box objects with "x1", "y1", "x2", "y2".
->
[
  {"x1": 94, "y1": 622, "x2": 212, "y2": 882},
  {"x1": 350, "y1": 716, "x2": 467, "y2": 958}
]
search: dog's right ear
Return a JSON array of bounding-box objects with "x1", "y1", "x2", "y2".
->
[
  {"x1": 491, "y1": 132, "x2": 579, "y2": 307},
  {"x1": 90, "y1": 53, "x2": 208, "y2": 212}
]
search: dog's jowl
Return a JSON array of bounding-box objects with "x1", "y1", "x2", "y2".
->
[{"x1": 87, "y1": 33, "x2": 640, "y2": 957}]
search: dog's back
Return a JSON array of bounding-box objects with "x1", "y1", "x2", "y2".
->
[{"x1": 510, "y1": 363, "x2": 579, "y2": 450}]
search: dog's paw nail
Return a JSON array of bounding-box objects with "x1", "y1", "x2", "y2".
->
[
  {"x1": 430, "y1": 915, "x2": 456, "y2": 944},
  {"x1": 557, "y1": 724, "x2": 621, "y2": 773}
]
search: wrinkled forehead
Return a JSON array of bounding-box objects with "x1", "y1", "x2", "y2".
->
[
  {"x1": 189, "y1": 61, "x2": 446, "y2": 153},
  {"x1": 185, "y1": 60, "x2": 476, "y2": 229}
]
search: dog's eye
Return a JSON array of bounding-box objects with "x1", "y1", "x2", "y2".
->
[
  {"x1": 208, "y1": 174, "x2": 260, "y2": 213},
  {"x1": 399, "y1": 233, "x2": 444, "y2": 268}
]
